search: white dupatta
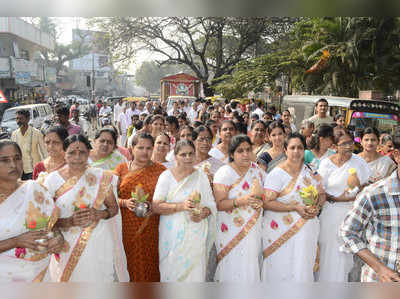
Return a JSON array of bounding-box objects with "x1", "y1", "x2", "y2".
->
[
  {"x1": 0, "y1": 181, "x2": 58, "y2": 282},
  {"x1": 44, "y1": 167, "x2": 129, "y2": 282},
  {"x1": 158, "y1": 169, "x2": 216, "y2": 282}
]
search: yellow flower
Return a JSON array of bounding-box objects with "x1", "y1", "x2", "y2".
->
[{"x1": 348, "y1": 168, "x2": 357, "y2": 175}]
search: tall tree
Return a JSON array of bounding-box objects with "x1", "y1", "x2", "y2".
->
[{"x1": 91, "y1": 17, "x2": 296, "y2": 96}]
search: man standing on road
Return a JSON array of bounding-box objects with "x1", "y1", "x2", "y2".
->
[
  {"x1": 340, "y1": 128, "x2": 400, "y2": 282},
  {"x1": 307, "y1": 98, "x2": 334, "y2": 129},
  {"x1": 89, "y1": 100, "x2": 98, "y2": 130},
  {"x1": 117, "y1": 104, "x2": 129, "y2": 147},
  {"x1": 11, "y1": 109, "x2": 47, "y2": 180},
  {"x1": 113, "y1": 98, "x2": 124, "y2": 125}
]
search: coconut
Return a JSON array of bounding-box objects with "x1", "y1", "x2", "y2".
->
[{"x1": 347, "y1": 168, "x2": 360, "y2": 190}]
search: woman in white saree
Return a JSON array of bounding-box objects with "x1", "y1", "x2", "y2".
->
[
  {"x1": 358, "y1": 127, "x2": 396, "y2": 183},
  {"x1": 0, "y1": 140, "x2": 62, "y2": 282},
  {"x1": 153, "y1": 140, "x2": 217, "y2": 282},
  {"x1": 213, "y1": 135, "x2": 265, "y2": 282},
  {"x1": 318, "y1": 129, "x2": 371, "y2": 282},
  {"x1": 44, "y1": 134, "x2": 129, "y2": 282},
  {"x1": 193, "y1": 125, "x2": 224, "y2": 179},
  {"x1": 262, "y1": 133, "x2": 323, "y2": 282}
]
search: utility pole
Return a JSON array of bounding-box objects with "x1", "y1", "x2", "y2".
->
[{"x1": 91, "y1": 52, "x2": 95, "y2": 102}]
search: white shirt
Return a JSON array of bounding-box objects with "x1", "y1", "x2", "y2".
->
[
  {"x1": 253, "y1": 108, "x2": 264, "y2": 119},
  {"x1": 99, "y1": 106, "x2": 112, "y2": 116},
  {"x1": 113, "y1": 103, "x2": 124, "y2": 122},
  {"x1": 118, "y1": 112, "x2": 129, "y2": 133}
]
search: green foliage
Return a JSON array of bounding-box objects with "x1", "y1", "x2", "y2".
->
[{"x1": 217, "y1": 17, "x2": 400, "y2": 98}]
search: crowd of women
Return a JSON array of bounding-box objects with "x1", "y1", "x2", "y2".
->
[{"x1": 0, "y1": 98, "x2": 397, "y2": 283}]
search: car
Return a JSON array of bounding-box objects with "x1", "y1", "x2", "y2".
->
[{"x1": 0, "y1": 104, "x2": 53, "y2": 135}]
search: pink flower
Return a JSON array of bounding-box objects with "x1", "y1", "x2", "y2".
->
[
  {"x1": 15, "y1": 247, "x2": 26, "y2": 258},
  {"x1": 270, "y1": 220, "x2": 279, "y2": 230},
  {"x1": 251, "y1": 163, "x2": 256, "y2": 168},
  {"x1": 242, "y1": 181, "x2": 250, "y2": 190},
  {"x1": 221, "y1": 223, "x2": 228, "y2": 232}
]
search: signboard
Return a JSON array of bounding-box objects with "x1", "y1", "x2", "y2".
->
[
  {"x1": 45, "y1": 67, "x2": 57, "y2": 83},
  {"x1": 352, "y1": 112, "x2": 399, "y2": 121},
  {"x1": 0, "y1": 58, "x2": 10, "y2": 78},
  {"x1": 0, "y1": 89, "x2": 7, "y2": 103},
  {"x1": 15, "y1": 72, "x2": 31, "y2": 85}
]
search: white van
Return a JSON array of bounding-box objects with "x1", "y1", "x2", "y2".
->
[{"x1": 1, "y1": 104, "x2": 53, "y2": 135}]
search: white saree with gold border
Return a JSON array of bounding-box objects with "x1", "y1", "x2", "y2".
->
[
  {"x1": 0, "y1": 181, "x2": 58, "y2": 282},
  {"x1": 262, "y1": 165, "x2": 320, "y2": 282},
  {"x1": 213, "y1": 162, "x2": 265, "y2": 282},
  {"x1": 43, "y1": 167, "x2": 129, "y2": 282}
]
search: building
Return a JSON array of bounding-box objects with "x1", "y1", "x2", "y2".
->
[
  {"x1": 0, "y1": 17, "x2": 56, "y2": 104},
  {"x1": 69, "y1": 29, "x2": 115, "y2": 97}
]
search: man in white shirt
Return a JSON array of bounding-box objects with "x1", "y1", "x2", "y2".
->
[
  {"x1": 126, "y1": 102, "x2": 141, "y2": 126},
  {"x1": 113, "y1": 98, "x2": 124, "y2": 124},
  {"x1": 253, "y1": 101, "x2": 265, "y2": 119},
  {"x1": 11, "y1": 109, "x2": 47, "y2": 180},
  {"x1": 117, "y1": 104, "x2": 129, "y2": 147},
  {"x1": 99, "y1": 102, "x2": 112, "y2": 116},
  {"x1": 187, "y1": 99, "x2": 201, "y2": 122}
]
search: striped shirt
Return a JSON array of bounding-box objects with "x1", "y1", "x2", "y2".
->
[{"x1": 340, "y1": 170, "x2": 400, "y2": 282}]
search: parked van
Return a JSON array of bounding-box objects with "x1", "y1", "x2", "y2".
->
[
  {"x1": 282, "y1": 95, "x2": 400, "y2": 134},
  {"x1": 0, "y1": 104, "x2": 53, "y2": 135}
]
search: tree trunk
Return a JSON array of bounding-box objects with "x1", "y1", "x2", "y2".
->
[{"x1": 202, "y1": 81, "x2": 214, "y2": 97}]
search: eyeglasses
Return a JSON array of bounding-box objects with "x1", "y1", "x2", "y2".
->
[
  {"x1": 197, "y1": 137, "x2": 212, "y2": 143},
  {"x1": 338, "y1": 141, "x2": 354, "y2": 147}
]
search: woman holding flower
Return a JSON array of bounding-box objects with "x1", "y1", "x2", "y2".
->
[
  {"x1": 152, "y1": 140, "x2": 217, "y2": 282},
  {"x1": 114, "y1": 132, "x2": 166, "y2": 282},
  {"x1": 0, "y1": 140, "x2": 62, "y2": 282},
  {"x1": 262, "y1": 133, "x2": 323, "y2": 282},
  {"x1": 213, "y1": 135, "x2": 265, "y2": 282},
  {"x1": 318, "y1": 129, "x2": 371, "y2": 282},
  {"x1": 43, "y1": 134, "x2": 129, "y2": 282}
]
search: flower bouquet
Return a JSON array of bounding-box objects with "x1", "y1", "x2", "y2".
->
[
  {"x1": 299, "y1": 185, "x2": 319, "y2": 212},
  {"x1": 190, "y1": 190, "x2": 202, "y2": 215},
  {"x1": 24, "y1": 202, "x2": 52, "y2": 253},
  {"x1": 131, "y1": 184, "x2": 150, "y2": 217}
]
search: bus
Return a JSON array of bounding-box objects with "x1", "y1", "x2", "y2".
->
[{"x1": 281, "y1": 95, "x2": 400, "y2": 134}]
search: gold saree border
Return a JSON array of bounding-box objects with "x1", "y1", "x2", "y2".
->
[
  {"x1": 32, "y1": 266, "x2": 48, "y2": 282},
  {"x1": 217, "y1": 209, "x2": 261, "y2": 263},
  {"x1": 59, "y1": 171, "x2": 113, "y2": 282},
  {"x1": 263, "y1": 217, "x2": 306, "y2": 259}
]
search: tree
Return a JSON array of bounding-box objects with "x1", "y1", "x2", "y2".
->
[
  {"x1": 217, "y1": 17, "x2": 400, "y2": 98},
  {"x1": 91, "y1": 17, "x2": 296, "y2": 96}
]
